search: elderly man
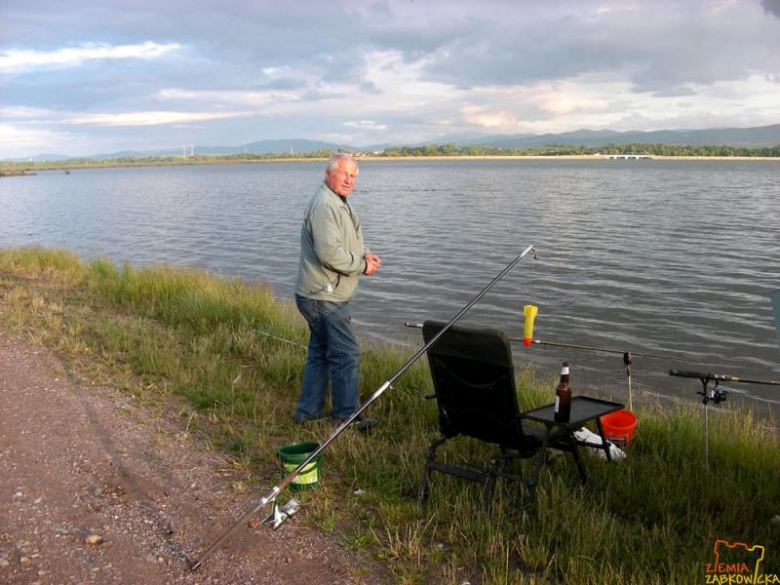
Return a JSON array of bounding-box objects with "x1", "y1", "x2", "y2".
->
[{"x1": 294, "y1": 153, "x2": 380, "y2": 430}]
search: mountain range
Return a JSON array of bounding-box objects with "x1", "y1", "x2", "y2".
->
[{"x1": 18, "y1": 123, "x2": 780, "y2": 162}]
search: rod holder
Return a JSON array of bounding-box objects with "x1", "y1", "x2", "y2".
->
[{"x1": 669, "y1": 370, "x2": 730, "y2": 470}]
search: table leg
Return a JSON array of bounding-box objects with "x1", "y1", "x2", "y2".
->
[
  {"x1": 595, "y1": 418, "x2": 612, "y2": 462},
  {"x1": 567, "y1": 430, "x2": 588, "y2": 484}
]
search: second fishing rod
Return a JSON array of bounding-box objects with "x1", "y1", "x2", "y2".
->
[
  {"x1": 406, "y1": 303, "x2": 689, "y2": 412},
  {"x1": 190, "y1": 244, "x2": 538, "y2": 570}
]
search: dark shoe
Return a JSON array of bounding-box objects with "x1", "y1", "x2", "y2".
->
[
  {"x1": 295, "y1": 415, "x2": 327, "y2": 424},
  {"x1": 350, "y1": 416, "x2": 376, "y2": 433},
  {"x1": 334, "y1": 416, "x2": 376, "y2": 433}
]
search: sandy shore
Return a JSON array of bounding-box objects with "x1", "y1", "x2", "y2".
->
[{"x1": 3, "y1": 154, "x2": 779, "y2": 174}]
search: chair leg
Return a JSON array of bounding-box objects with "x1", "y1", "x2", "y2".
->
[
  {"x1": 527, "y1": 480, "x2": 537, "y2": 502},
  {"x1": 527, "y1": 430, "x2": 552, "y2": 502},
  {"x1": 419, "y1": 436, "x2": 448, "y2": 506},
  {"x1": 481, "y1": 454, "x2": 507, "y2": 509},
  {"x1": 482, "y1": 473, "x2": 497, "y2": 510},
  {"x1": 527, "y1": 451, "x2": 546, "y2": 503},
  {"x1": 419, "y1": 463, "x2": 431, "y2": 504}
]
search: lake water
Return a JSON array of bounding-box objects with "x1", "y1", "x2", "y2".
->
[{"x1": 1, "y1": 160, "x2": 779, "y2": 413}]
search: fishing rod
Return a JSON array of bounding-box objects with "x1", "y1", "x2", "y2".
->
[
  {"x1": 521, "y1": 305, "x2": 692, "y2": 411},
  {"x1": 668, "y1": 369, "x2": 780, "y2": 387},
  {"x1": 521, "y1": 339, "x2": 682, "y2": 361},
  {"x1": 668, "y1": 369, "x2": 780, "y2": 469},
  {"x1": 189, "y1": 244, "x2": 537, "y2": 571},
  {"x1": 405, "y1": 310, "x2": 686, "y2": 411},
  {"x1": 524, "y1": 336, "x2": 689, "y2": 412},
  {"x1": 401, "y1": 324, "x2": 681, "y2": 360}
]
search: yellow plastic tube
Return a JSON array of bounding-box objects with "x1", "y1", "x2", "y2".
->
[{"x1": 523, "y1": 304, "x2": 538, "y2": 346}]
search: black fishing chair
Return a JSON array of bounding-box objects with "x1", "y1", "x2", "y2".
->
[{"x1": 419, "y1": 320, "x2": 589, "y2": 507}]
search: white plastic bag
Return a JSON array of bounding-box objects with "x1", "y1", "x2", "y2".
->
[{"x1": 572, "y1": 427, "x2": 626, "y2": 461}]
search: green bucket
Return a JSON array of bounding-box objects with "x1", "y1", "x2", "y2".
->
[{"x1": 278, "y1": 441, "x2": 322, "y2": 491}]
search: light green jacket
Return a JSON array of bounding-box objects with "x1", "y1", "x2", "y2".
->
[{"x1": 295, "y1": 182, "x2": 369, "y2": 302}]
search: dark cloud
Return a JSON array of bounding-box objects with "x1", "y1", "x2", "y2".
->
[
  {"x1": 406, "y1": 2, "x2": 780, "y2": 95},
  {"x1": 7, "y1": 0, "x2": 773, "y2": 99},
  {"x1": 762, "y1": 0, "x2": 780, "y2": 18},
  {"x1": 647, "y1": 86, "x2": 697, "y2": 98},
  {"x1": 359, "y1": 81, "x2": 382, "y2": 94},
  {"x1": 2, "y1": 0, "x2": 779, "y2": 156}
]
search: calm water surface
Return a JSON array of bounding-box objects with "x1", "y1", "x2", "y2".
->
[{"x1": 1, "y1": 160, "x2": 778, "y2": 412}]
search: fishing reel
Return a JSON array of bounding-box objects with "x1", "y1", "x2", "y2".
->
[
  {"x1": 698, "y1": 379, "x2": 728, "y2": 406},
  {"x1": 668, "y1": 370, "x2": 730, "y2": 406},
  {"x1": 261, "y1": 497, "x2": 301, "y2": 530}
]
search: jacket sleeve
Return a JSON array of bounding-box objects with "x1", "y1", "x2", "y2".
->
[{"x1": 309, "y1": 202, "x2": 366, "y2": 276}]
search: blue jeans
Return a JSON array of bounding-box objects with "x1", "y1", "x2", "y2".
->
[{"x1": 295, "y1": 295, "x2": 361, "y2": 422}]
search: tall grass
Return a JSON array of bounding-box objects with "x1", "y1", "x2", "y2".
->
[{"x1": 1, "y1": 246, "x2": 779, "y2": 584}]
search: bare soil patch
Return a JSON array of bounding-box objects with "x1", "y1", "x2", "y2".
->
[{"x1": 0, "y1": 333, "x2": 385, "y2": 584}]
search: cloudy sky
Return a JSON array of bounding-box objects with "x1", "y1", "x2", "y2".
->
[{"x1": 2, "y1": 0, "x2": 780, "y2": 158}]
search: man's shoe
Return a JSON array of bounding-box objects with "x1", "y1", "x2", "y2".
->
[
  {"x1": 336, "y1": 416, "x2": 376, "y2": 433},
  {"x1": 295, "y1": 415, "x2": 327, "y2": 424},
  {"x1": 351, "y1": 417, "x2": 376, "y2": 432}
]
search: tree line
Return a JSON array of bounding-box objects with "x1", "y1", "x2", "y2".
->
[
  {"x1": 4, "y1": 143, "x2": 779, "y2": 173},
  {"x1": 379, "y1": 142, "x2": 780, "y2": 157}
]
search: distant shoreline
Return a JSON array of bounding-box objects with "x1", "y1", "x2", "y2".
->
[
  {"x1": 359, "y1": 155, "x2": 780, "y2": 162},
  {"x1": 2, "y1": 154, "x2": 779, "y2": 175}
]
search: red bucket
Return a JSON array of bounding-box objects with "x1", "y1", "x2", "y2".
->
[{"x1": 600, "y1": 409, "x2": 637, "y2": 444}]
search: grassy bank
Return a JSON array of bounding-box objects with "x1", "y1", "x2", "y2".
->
[{"x1": 1, "y1": 247, "x2": 778, "y2": 584}]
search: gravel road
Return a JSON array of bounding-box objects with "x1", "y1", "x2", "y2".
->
[{"x1": 0, "y1": 333, "x2": 384, "y2": 584}]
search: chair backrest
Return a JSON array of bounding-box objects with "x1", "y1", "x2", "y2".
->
[{"x1": 423, "y1": 320, "x2": 528, "y2": 449}]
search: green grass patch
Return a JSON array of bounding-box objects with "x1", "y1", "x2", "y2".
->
[{"x1": 1, "y1": 246, "x2": 779, "y2": 584}]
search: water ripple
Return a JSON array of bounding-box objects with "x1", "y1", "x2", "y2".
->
[{"x1": 1, "y1": 160, "x2": 778, "y2": 413}]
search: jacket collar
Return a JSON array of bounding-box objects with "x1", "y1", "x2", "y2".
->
[{"x1": 322, "y1": 181, "x2": 349, "y2": 204}]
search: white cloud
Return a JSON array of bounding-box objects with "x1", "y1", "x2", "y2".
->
[
  {"x1": 158, "y1": 88, "x2": 300, "y2": 107},
  {"x1": 317, "y1": 132, "x2": 361, "y2": 144},
  {"x1": 0, "y1": 106, "x2": 252, "y2": 128},
  {"x1": 536, "y1": 94, "x2": 611, "y2": 117},
  {"x1": 61, "y1": 110, "x2": 251, "y2": 127},
  {"x1": 460, "y1": 105, "x2": 517, "y2": 129},
  {"x1": 343, "y1": 120, "x2": 387, "y2": 131},
  {"x1": 0, "y1": 41, "x2": 180, "y2": 72},
  {"x1": 261, "y1": 66, "x2": 301, "y2": 79},
  {"x1": 0, "y1": 106, "x2": 53, "y2": 119},
  {"x1": 0, "y1": 123, "x2": 74, "y2": 158},
  {"x1": 361, "y1": 50, "x2": 460, "y2": 109},
  {"x1": 2, "y1": 2, "x2": 779, "y2": 156}
]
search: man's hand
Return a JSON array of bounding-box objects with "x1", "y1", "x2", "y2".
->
[{"x1": 363, "y1": 253, "x2": 381, "y2": 276}]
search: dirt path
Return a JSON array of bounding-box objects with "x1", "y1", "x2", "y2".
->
[{"x1": 0, "y1": 333, "x2": 384, "y2": 584}]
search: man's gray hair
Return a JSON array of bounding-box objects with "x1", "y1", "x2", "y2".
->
[{"x1": 326, "y1": 153, "x2": 358, "y2": 173}]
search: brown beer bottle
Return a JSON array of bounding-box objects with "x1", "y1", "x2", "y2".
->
[{"x1": 554, "y1": 361, "x2": 572, "y2": 423}]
